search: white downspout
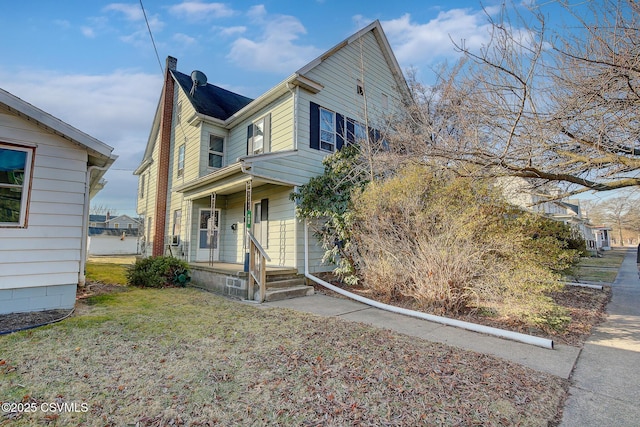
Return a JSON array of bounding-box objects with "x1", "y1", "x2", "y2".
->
[
  {"x1": 303, "y1": 220, "x2": 554, "y2": 350},
  {"x1": 79, "y1": 165, "x2": 110, "y2": 287}
]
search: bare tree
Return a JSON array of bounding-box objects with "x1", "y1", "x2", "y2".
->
[{"x1": 400, "y1": 1, "x2": 640, "y2": 198}]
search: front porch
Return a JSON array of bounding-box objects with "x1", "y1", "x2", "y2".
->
[{"x1": 189, "y1": 261, "x2": 313, "y2": 302}]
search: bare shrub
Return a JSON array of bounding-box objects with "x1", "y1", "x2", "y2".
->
[{"x1": 351, "y1": 164, "x2": 570, "y2": 324}]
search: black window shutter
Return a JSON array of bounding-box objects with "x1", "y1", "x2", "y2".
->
[
  {"x1": 246, "y1": 124, "x2": 253, "y2": 155},
  {"x1": 309, "y1": 102, "x2": 320, "y2": 150},
  {"x1": 261, "y1": 198, "x2": 269, "y2": 221},
  {"x1": 346, "y1": 118, "x2": 355, "y2": 145},
  {"x1": 336, "y1": 113, "x2": 344, "y2": 150}
]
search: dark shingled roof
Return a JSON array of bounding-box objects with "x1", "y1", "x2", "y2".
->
[{"x1": 172, "y1": 70, "x2": 254, "y2": 120}]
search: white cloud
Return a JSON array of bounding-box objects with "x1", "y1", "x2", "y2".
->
[
  {"x1": 168, "y1": 1, "x2": 236, "y2": 21},
  {"x1": 381, "y1": 9, "x2": 494, "y2": 67},
  {"x1": 227, "y1": 10, "x2": 322, "y2": 73},
  {"x1": 217, "y1": 25, "x2": 246, "y2": 37},
  {"x1": 103, "y1": 3, "x2": 145, "y2": 21},
  {"x1": 81, "y1": 26, "x2": 96, "y2": 38},
  {"x1": 0, "y1": 67, "x2": 162, "y2": 215},
  {"x1": 172, "y1": 32, "x2": 197, "y2": 46}
]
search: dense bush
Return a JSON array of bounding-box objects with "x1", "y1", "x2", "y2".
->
[
  {"x1": 350, "y1": 164, "x2": 579, "y2": 331},
  {"x1": 126, "y1": 256, "x2": 191, "y2": 288}
]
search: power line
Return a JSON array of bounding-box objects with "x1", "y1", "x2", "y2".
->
[{"x1": 139, "y1": 0, "x2": 164, "y2": 76}]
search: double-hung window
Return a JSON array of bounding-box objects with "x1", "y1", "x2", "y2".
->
[
  {"x1": 247, "y1": 115, "x2": 271, "y2": 155},
  {"x1": 0, "y1": 144, "x2": 33, "y2": 227},
  {"x1": 177, "y1": 144, "x2": 185, "y2": 177},
  {"x1": 320, "y1": 108, "x2": 336, "y2": 152},
  {"x1": 209, "y1": 135, "x2": 224, "y2": 168}
]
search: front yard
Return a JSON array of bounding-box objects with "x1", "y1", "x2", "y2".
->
[
  {"x1": 1, "y1": 250, "x2": 623, "y2": 425},
  {"x1": 1, "y1": 284, "x2": 567, "y2": 426}
]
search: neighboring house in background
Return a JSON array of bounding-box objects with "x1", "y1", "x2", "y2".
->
[
  {"x1": 134, "y1": 21, "x2": 411, "y2": 297},
  {"x1": 87, "y1": 214, "x2": 142, "y2": 256},
  {"x1": 89, "y1": 213, "x2": 141, "y2": 230},
  {"x1": 497, "y1": 177, "x2": 610, "y2": 252},
  {"x1": 0, "y1": 88, "x2": 116, "y2": 315}
]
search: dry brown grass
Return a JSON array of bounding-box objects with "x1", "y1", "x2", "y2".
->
[{"x1": 1, "y1": 285, "x2": 567, "y2": 426}]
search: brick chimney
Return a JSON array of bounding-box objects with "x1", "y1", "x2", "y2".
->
[{"x1": 152, "y1": 56, "x2": 177, "y2": 256}]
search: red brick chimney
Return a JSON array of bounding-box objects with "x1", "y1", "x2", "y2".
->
[{"x1": 152, "y1": 56, "x2": 177, "y2": 256}]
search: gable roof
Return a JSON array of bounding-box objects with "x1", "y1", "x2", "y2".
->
[
  {"x1": 172, "y1": 70, "x2": 253, "y2": 121},
  {"x1": 135, "y1": 20, "x2": 411, "y2": 174}
]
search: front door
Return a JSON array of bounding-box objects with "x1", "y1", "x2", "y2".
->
[{"x1": 197, "y1": 209, "x2": 220, "y2": 262}]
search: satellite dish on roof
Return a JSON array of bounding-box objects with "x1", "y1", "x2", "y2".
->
[{"x1": 190, "y1": 70, "x2": 207, "y2": 95}]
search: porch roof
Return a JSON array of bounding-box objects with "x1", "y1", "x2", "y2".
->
[{"x1": 173, "y1": 162, "x2": 298, "y2": 200}]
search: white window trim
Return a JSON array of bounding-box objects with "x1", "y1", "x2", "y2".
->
[
  {"x1": 208, "y1": 134, "x2": 225, "y2": 169},
  {"x1": 177, "y1": 144, "x2": 185, "y2": 177},
  {"x1": 248, "y1": 115, "x2": 271, "y2": 155},
  {"x1": 319, "y1": 107, "x2": 336, "y2": 152},
  {"x1": 0, "y1": 143, "x2": 34, "y2": 228}
]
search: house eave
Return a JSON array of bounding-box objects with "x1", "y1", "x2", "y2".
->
[{"x1": 0, "y1": 88, "x2": 115, "y2": 161}]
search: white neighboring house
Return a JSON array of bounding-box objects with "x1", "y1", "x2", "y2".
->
[
  {"x1": 0, "y1": 88, "x2": 116, "y2": 315},
  {"x1": 497, "y1": 177, "x2": 603, "y2": 250},
  {"x1": 88, "y1": 214, "x2": 142, "y2": 256}
]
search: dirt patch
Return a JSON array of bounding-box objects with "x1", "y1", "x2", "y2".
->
[{"x1": 0, "y1": 282, "x2": 127, "y2": 334}]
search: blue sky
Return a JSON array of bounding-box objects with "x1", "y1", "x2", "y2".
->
[{"x1": 1, "y1": 0, "x2": 586, "y2": 216}]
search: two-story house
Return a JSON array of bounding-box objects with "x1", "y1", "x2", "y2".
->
[{"x1": 134, "y1": 20, "x2": 411, "y2": 299}]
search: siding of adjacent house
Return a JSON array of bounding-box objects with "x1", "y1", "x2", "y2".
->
[
  {"x1": 136, "y1": 130, "x2": 161, "y2": 255},
  {"x1": 0, "y1": 109, "x2": 88, "y2": 313}
]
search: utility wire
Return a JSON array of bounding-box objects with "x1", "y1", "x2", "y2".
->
[{"x1": 140, "y1": 0, "x2": 164, "y2": 76}]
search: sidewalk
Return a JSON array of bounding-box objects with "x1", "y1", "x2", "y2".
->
[{"x1": 560, "y1": 247, "x2": 640, "y2": 427}]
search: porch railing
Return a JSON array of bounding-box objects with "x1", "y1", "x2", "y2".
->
[{"x1": 247, "y1": 231, "x2": 271, "y2": 302}]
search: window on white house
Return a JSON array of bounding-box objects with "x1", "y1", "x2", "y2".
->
[
  {"x1": 139, "y1": 174, "x2": 145, "y2": 199},
  {"x1": 128, "y1": 223, "x2": 133, "y2": 229},
  {"x1": 247, "y1": 115, "x2": 271, "y2": 155},
  {"x1": 209, "y1": 135, "x2": 224, "y2": 168},
  {"x1": 114, "y1": 223, "x2": 119, "y2": 229},
  {"x1": 354, "y1": 122, "x2": 367, "y2": 143},
  {"x1": 381, "y1": 93, "x2": 388, "y2": 110},
  {"x1": 177, "y1": 144, "x2": 185, "y2": 177},
  {"x1": 176, "y1": 100, "x2": 183, "y2": 125},
  {"x1": 320, "y1": 108, "x2": 336, "y2": 152},
  {"x1": 0, "y1": 144, "x2": 33, "y2": 227},
  {"x1": 357, "y1": 79, "x2": 364, "y2": 96},
  {"x1": 173, "y1": 209, "x2": 182, "y2": 238}
]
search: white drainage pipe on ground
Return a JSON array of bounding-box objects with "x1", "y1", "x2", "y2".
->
[
  {"x1": 303, "y1": 221, "x2": 554, "y2": 350},
  {"x1": 564, "y1": 282, "x2": 604, "y2": 290}
]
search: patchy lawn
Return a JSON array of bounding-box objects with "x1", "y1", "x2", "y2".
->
[
  {"x1": 1, "y1": 284, "x2": 567, "y2": 426},
  {"x1": 568, "y1": 248, "x2": 626, "y2": 283}
]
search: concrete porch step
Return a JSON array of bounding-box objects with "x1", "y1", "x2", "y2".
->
[
  {"x1": 266, "y1": 277, "x2": 306, "y2": 289},
  {"x1": 263, "y1": 284, "x2": 314, "y2": 302}
]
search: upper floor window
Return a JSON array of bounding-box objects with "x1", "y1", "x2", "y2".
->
[
  {"x1": 0, "y1": 144, "x2": 34, "y2": 227},
  {"x1": 356, "y1": 79, "x2": 364, "y2": 96},
  {"x1": 320, "y1": 108, "x2": 336, "y2": 152},
  {"x1": 381, "y1": 93, "x2": 388, "y2": 110},
  {"x1": 177, "y1": 144, "x2": 185, "y2": 177},
  {"x1": 310, "y1": 102, "x2": 344, "y2": 152},
  {"x1": 247, "y1": 115, "x2": 271, "y2": 155},
  {"x1": 139, "y1": 174, "x2": 145, "y2": 199},
  {"x1": 176, "y1": 100, "x2": 183, "y2": 125},
  {"x1": 209, "y1": 135, "x2": 224, "y2": 168}
]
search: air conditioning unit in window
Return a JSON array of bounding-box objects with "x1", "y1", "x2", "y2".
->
[{"x1": 170, "y1": 235, "x2": 180, "y2": 246}]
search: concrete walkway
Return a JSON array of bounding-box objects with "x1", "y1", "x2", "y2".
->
[
  {"x1": 560, "y1": 247, "x2": 640, "y2": 427},
  {"x1": 265, "y1": 285, "x2": 581, "y2": 379},
  {"x1": 264, "y1": 248, "x2": 639, "y2": 424}
]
